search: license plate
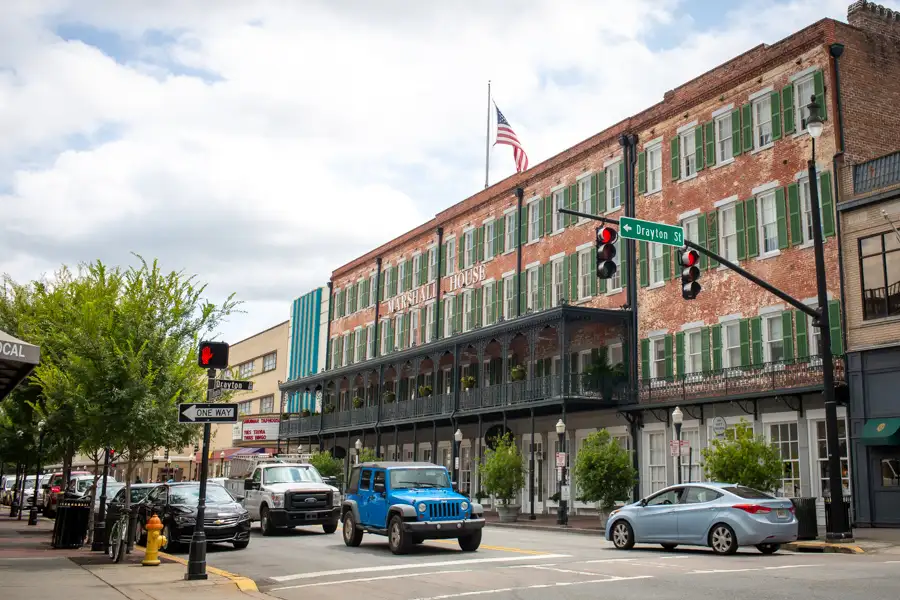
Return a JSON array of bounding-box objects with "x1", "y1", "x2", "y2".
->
[{"x1": 776, "y1": 509, "x2": 788, "y2": 518}]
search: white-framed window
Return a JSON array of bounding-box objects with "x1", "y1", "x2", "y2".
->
[
  {"x1": 551, "y1": 258, "x2": 564, "y2": 306},
  {"x1": 608, "y1": 238, "x2": 622, "y2": 292},
  {"x1": 425, "y1": 303, "x2": 435, "y2": 344},
  {"x1": 443, "y1": 297, "x2": 454, "y2": 338},
  {"x1": 463, "y1": 230, "x2": 475, "y2": 268},
  {"x1": 446, "y1": 238, "x2": 456, "y2": 275},
  {"x1": 807, "y1": 305, "x2": 821, "y2": 360},
  {"x1": 578, "y1": 176, "x2": 592, "y2": 216},
  {"x1": 427, "y1": 247, "x2": 437, "y2": 282},
  {"x1": 366, "y1": 324, "x2": 376, "y2": 359},
  {"x1": 680, "y1": 128, "x2": 697, "y2": 179},
  {"x1": 343, "y1": 332, "x2": 352, "y2": 363},
  {"x1": 578, "y1": 249, "x2": 591, "y2": 300},
  {"x1": 794, "y1": 74, "x2": 816, "y2": 132},
  {"x1": 529, "y1": 200, "x2": 541, "y2": 242},
  {"x1": 715, "y1": 112, "x2": 733, "y2": 164},
  {"x1": 381, "y1": 320, "x2": 391, "y2": 355},
  {"x1": 526, "y1": 267, "x2": 539, "y2": 310},
  {"x1": 412, "y1": 254, "x2": 421, "y2": 287},
  {"x1": 483, "y1": 282, "x2": 494, "y2": 325},
  {"x1": 345, "y1": 287, "x2": 352, "y2": 314},
  {"x1": 686, "y1": 329, "x2": 703, "y2": 374},
  {"x1": 650, "y1": 243, "x2": 664, "y2": 285},
  {"x1": 608, "y1": 343, "x2": 623, "y2": 367},
  {"x1": 259, "y1": 396, "x2": 274, "y2": 414},
  {"x1": 504, "y1": 275, "x2": 515, "y2": 318},
  {"x1": 720, "y1": 205, "x2": 738, "y2": 262},
  {"x1": 769, "y1": 422, "x2": 801, "y2": 498},
  {"x1": 263, "y1": 352, "x2": 277, "y2": 372},
  {"x1": 753, "y1": 94, "x2": 773, "y2": 149},
  {"x1": 409, "y1": 308, "x2": 420, "y2": 346},
  {"x1": 647, "y1": 143, "x2": 662, "y2": 193},
  {"x1": 648, "y1": 431, "x2": 667, "y2": 494},
  {"x1": 758, "y1": 190, "x2": 779, "y2": 255},
  {"x1": 651, "y1": 338, "x2": 666, "y2": 379},
  {"x1": 397, "y1": 259, "x2": 407, "y2": 294},
  {"x1": 505, "y1": 213, "x2": 517, "y2": 250},
  {"x1": 798, "y1": 176, "x2": 824, "y2": 244},
  {"x1": 239, "y1": 361, "x2": 254, "y2": 378},
  {"x1": 813, "y1": 418, "x2": 850, "y2": 497},
  {"x1": 723, "y1": 322, "x2": 741, "y2": 368},
  {"x1": 680, "y1": 427, "x2": 702, "y2": 483},
  {"x1": 683, "y1": 216, "x2": 700, "y2": 246},
  {"x1": 607, "y1": 163, "x2": 621, "y2": 210},
  {"x1": 369, "y1": 274, "x2": 377, "y2": 306},
  {"x1": 462, "y1": 290, "x2": 474, "y2": 331},
  {"x1": 553, "y1": 189, "x2": 565, "y2": 232},
  {"x1": 763, "y1": 314, "x2": 784, "y2": 364},
  {"x1": 238, "y1": 401, "x2": 252, "y2": 416},
  {"x1": 484, "y1": 222, "x2": 495, "y2": 260}
]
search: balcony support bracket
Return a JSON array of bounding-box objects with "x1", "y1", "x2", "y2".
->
[
  {"x1": 733, "y1": 398, "x2": 758, "y2": 420},
  {"x1": 649, "y1": 408, "x2": 669, "y2": 425},
  {"x1": 779, "y1": 394, "x2": 804, "y2": 417},
  {"x1": 683, "y1": 404, "x2": 704, "y2": 424}
]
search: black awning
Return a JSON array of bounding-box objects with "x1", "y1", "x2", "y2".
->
[{"x1": 0, "y1": 329, "x2": 40, "y2": 402}]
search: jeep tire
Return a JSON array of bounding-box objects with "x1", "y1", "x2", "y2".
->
[
  {"x1": 342, "y1": 512, "x2": 363, "y2": 547},
  {"x1": 388, "y1": 515, "x2": 412, "y2": 555},
  {"x1": 260, "y1": 506, "x2": 277, "y2": 537},
  {"x1": 458, "y1": 530, "x2": 482, "y2": 552}
]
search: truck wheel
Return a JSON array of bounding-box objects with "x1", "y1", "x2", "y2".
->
[
  {"x1": 458, "y1": 530, "x2": 482, "y2": 552},
  {"x1": 388, "y1": 515, "x2": 412, "y2": 555},
  {"x1": 260, "y1": 506, "x2": 277, "y2": 536},
  {"x1": 322, "y1": 521, "x2": 338, "y2": 534},
  {"x1": 342, "y1": 513, "x2": 363, "y2": 547}
]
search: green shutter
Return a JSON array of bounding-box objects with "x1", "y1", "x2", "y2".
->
[
  {"x1": 701, "y1": 327, "x2": 712, "y2": 372},
  {"x1": 695, "y1": 127, "x2": 704, "y2": 172},
  {"x1": 745, "y1": 199, "x2": 759, "y2": 258},
  {"x1": 590, "y1": 250, "x2": 598, "y2": 296},
  {"x1": 813, "y1": 70, "x2": 826, "y2": 121},
  {"x1": 639, "y1": 241, "x2": 649, "y2": 287},
  {"x1": 440, "y1": 244, "x2": 447, "y2": 277},
  {"x1": 782, "y1": 84, "x2": 795, "y2": 135},
  {"x1": 704, "y1": 121, "x2": 715, "y2": 168},
  {"x1": 378, "y1": 271, "x2": 385, "y2": 302},
  {"x1": 458, "y1": 237, "x2": 465, "y2": 271},
  {"x1": 637, "y1": 151, "x2": 647, "y2": 194},
  {"x1": 782, "y1": 311, "x2": 794, "y2": 364},
  {"x1": 640, "y1": 338, "x2": 650, "y2": 382},
  {"x1": 664, "y1": 334, "x2": 674, "y2": 381},
  {"x1": 731, "y1": 109, "x2": 742, "y2": 157},
  {"x1": 542, "y1": 263, "x2": 552, "y2": 309},
  {"x1": 739, "y1": 319, "x2": 751, "y2": 367},
  {"x1": 741, "y1": 103, "x2": 753, "y2": 153},
  {"x1": 519, "y1": 206, "x2": 527, "y2": 245},
  {"x1": 750, "y1": 316, "x2": 763, "y2": 366},
  {"x1": 736, "y1": 201, "x2": 747, "y2": 261},
  {"x1": 569, "y1": 254, "x2": 578, "y2": 302},
  {"x1": 821, "y1": 171, "x2": 836, "y2": 237},
  {"x1": 455, "y1": 294, "x2": 463, "y2": 334},
  {"x1": 618, "y1": 162, "x2": 626, "y2": 205},
  {"x1": 476, "y1": 227, "x2": 484, "y2": 262},
  {"x1": 675, "y1": 332, "x2": 685, "y2": 378},
  {"x1": 670, "y1": 137, "x2": 680, "y2": 180},
  {"x1": 770, "y1": 90, "x2": 782, "y2": 141},
  {"x1": 596, "y1": 171, "x2": 607, "y2": 214},
  {"x1": 590, "y1": 173, "x2": 599, "y2": 215},
  {"x1": 829, "y1": 300, "x2": 843, "y2": 355},
  {"x1": 543, "y1": 196, "x2": 552, "y2": 236},
  {"x1": 697, "y1": 213, "x2": 708, "y2": 269},
  {"x1": 360, "y1": 279, "x2": 368, "y2": 308},
  {"x1": 469, "y1": 291, "x2": 477, "y2": 329},
  {"x1": 599, "y1": 275, "x2": 607, "y2": 294},
  {"x1": 496, "y1": 217, "x2": 505, "y2": 255},
  {"x1": 706, "y1": 210, "x2": 719, "y2": 268},
  {"x1": 663, "y1": 244, "x2": 672, "y2": 280},
  {"x1": 568, "y1": 184, "x2": 578, "y2": 224},
  {"x1": 420, "y1": 307, "x2": 427, "y2": 344},
  {"x1": 795, "y1": 309, "x2": 808, "y2": 360},
  {"x1": 495, "y1": 280, "x2": 503, "y2": 321},
  {"x1": 436, "y1": 303, "x2": 443, "y2": 338},
  {"x1": 712, "y1": 324, "x2": 723, "y2": 371},
  {"x1": 788, "y1": 183, "x2": 802, "y2": 246},
  {"x1": 391, "y1": 266, "x2": 399, "y2": 296},
  {"x1": 620, "y1": 241, "x2": 627, "y2": 292},
  {"x1": 776, "y1": 187, "x2": 788, "y2": 250},
  {"x1": 406, "y1": 259, "x2": 414, "y2": 291}
]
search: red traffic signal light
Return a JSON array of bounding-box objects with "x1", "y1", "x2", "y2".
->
[
  {"x1": 678, "y1": 247, "x2": 702, "y2": 300},
  {"x1": 596, "y1": 227, "x2": 618, "y2": 279},
  {"x1": 198, "y1": 341, "x2": 230, "y2": 369}
]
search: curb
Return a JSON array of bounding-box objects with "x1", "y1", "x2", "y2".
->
[
  {"x1": 485, "y1": 521, "x2": 605, "y2": 537},
  {"x1": 784, "y1": 541, "x2": 866, "y2": 554},
  {"x1": 135, "y1": 545, "x2": 259, "y2": 593}
]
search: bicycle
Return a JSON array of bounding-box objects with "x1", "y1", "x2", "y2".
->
[{"x1": 107, "y1": 506, "x2": 132, "y2": 563}]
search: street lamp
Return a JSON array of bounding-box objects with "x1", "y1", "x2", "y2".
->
[
  {"x1": 555, "y1": 419, "x2": 568, "y2": 526},
  {"x1": 672, "y1": 407, "x2": 684, "y2": 485},
  {"x1": 355, "y1": 439, "x2": 362, "y2": 465},
  {"x1": 805, "y1": 94, "x2": 851, "y2": 541},
  {"x1": 453, "y1": 429, "x2": 463, "y2": 492},
  {"x1": 28, "y1": 420, "x2": 46, "y2": 526},
  {"x1": 219, "y1": 451, "x2": 225, "y2": 478}
]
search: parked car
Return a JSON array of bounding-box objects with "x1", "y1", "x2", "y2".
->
[
  {"x1": 1, "y1": 476, "x2": 16, "y2": 505},
  {"x1": 605, "y1": 483, "x2": 798, "y2": 555},
  {"x1": 340, "y1": 462, "x2": 485, "y2": 555},
  {"x1": 66, "y1": 475, "x2": 118, "y2": 502},
  {"x1": 104, "y1": 483, "x2": 156, "y2": 538},
  {"x1": 133, "y1": 482, "x2": 250, "y2": 551},
  {"x1": 42, "y1": 471, "x2": 90, "y2": 517}
]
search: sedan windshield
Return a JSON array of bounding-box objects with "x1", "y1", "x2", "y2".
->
[
  {"x1": 169, "y1": 485, "x2": 234, "y2": 506},
  {"x1": 389, "y1": 468, "x2": 451, "y2": 490},
  {"x1": 264, "y1": 466, "x2": 323, "y2": 485}
]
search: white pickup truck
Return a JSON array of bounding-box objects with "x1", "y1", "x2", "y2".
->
[{"x1": 225, "y1": 456, "x2": 341, "y2": 536}]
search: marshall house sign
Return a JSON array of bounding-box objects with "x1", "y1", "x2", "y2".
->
[{"x1": 387, "y1": 263, "x2": 487, "y2": 313}]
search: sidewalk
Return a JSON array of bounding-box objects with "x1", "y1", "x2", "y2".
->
[{"x1": 0, "y1": 512, "x2": 271, "y2": 600}]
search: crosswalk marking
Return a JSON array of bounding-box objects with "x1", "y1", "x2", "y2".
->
[
  {"x1": 270, "y1": 570, "x2": 472, "y2": 591},
  {"x1": 406, "y1": 576, "x2": 654, "y2": 600}
]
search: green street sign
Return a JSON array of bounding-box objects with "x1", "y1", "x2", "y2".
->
[{"x1": 618, "y1": 216, "x2": 684, "y2": 247}]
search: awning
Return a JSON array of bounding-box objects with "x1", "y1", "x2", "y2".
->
[
  {"x1": 860, "y1": 418, "x2": 900, "y2": 446},
  {"x1": 195, "y1": 447, "x2": 245, "y2": 464},
  {"x1": 232, "y1": 447, "x2": 269, "y2": 456},
  {"x1": 0, "y1": 329, "x2": 40, "y2": 402}
]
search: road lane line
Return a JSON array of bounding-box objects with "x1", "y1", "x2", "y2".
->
[
  {"x1": 583, "y1": 558, "x2": 639, "y2": 564},
  {"x1": 406, "y1": 575, "x2": 654, "y2": 600},
  {"x1": 425, "y1": 539, "x2": 550, "y2": 555},
  {"x1": 527, "y1": 565, "x2": 615, "y2": 577},
  {"x1": 690, "y1": 568, "x2": 758, "y2": 574},
  {"x1": 270, "y1": 570, "x2": 472, "y2": 591},
  {"x1": 763, "y1": 564, "x2": 824, "y2": 570},
  {"x1": 885, "y1": 561, "x2": 900, "y2": 564},
  {"x1": 270, "y1": 553, "x2": 572, "y2": 582}
]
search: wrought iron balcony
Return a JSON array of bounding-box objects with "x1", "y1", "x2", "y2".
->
[{"x1": 853, "y1": 151, "x2": 900, "y2": 195}]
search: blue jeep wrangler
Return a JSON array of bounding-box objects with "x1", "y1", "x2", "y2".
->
[{"x1": 340, "y1": 462, "x2": 485, "y2": 554}]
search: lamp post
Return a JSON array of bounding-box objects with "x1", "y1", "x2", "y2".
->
[
  {"x1": 28, "y1": 420, "x2": 46, "y2": 526},
  {"x1": 672, "y1": 407, "x2": 683, "y2": 485},
  {"x1": 555, "y1": 419, "x2": 568, "y2": 526},
  {"x1": 219, "y1": 451, "x2": 225, "y2": 478},
  {"x1": 91, "y1": 447, "x2": 112, "y2": 551},
  {"x1": 10, "y1": 431, "x2": 24, "y2": 518},
  {"x1": 453, "y1": 429, "x2": 463, "y2": 491},
  {"x1": 804, "y1": 95, "x2": 852, "y2": 541},
  {"x1": 354, "y1": 439, "x2": 362, "y2": 465}
]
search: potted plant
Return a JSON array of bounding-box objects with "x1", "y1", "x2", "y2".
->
[
  {"x1": 418, "y1": 385, "x2": 433, "y2": 397},
  {"x1": 510, "y1": 365, "x2": 526, "y2": 382},
  {"x1": 573, "y1": 429, "x2": 637, "y2": 526},
  {"x1": 460, "y1": 375, "x2": 476, "y2": 390},
  {"x1": 324, "y1": 403, "x2": 336, "y2": 414},
  {"x1": 478, "y1": 433, "x2": 525, "y2": 522},
  {"x1": 300, "y1": 408, "x2": 311, "y2": 417},
  {"x1": 382, "y1": 391, "x2": 396, "y2": 404},
  {"x1": 352, "y1": 396, "x2": 365, "y2": 409},
  {"x1": 580, "y1": 346, "x2": 627, "y2": 402}
]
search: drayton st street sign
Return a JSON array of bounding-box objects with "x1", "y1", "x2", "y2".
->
[
  {"x1": 179, "y1": 403, "x2": 239, "y2": 424},
  {"x1": 619, "y1": 216, "x2": 684, "y2": 247},
  {"x1": 206, "y1": 379, "x2": 253, "y2": 392}
]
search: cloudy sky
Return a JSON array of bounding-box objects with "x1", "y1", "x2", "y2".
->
[{"x1": 0, "y1": 0, "x2": 887, "y2": 343}]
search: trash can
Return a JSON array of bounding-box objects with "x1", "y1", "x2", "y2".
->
[
  {"x1": 51, "y1": 498, "x2": 91, "y2": 549},
  {"x1": 791, "y1": 497, "x2": 818, "y2": 540},
  {"x1": 823, "y1": 495, "x2": 853, "y2": 532}
]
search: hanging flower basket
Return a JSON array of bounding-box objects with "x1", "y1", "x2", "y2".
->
[
  {"x1": 418, "y1": 385, "x2": 433, "y2": 397},
  {"x1": 382, "y1": 391, "x2": 396, "y2": 404},
  {"x1": 510, "y1": 365, "x2": 526, "y2": 381},
  {"x1": 352, "y1": 397, "x2": 365, "y2": 409},
  {"x1": 460, "y1": 376, "x2": 476, "y2": 390}
]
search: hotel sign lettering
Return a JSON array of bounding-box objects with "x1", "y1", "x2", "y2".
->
[
  {"x1": 385, "y1": 263, "x2": 487, "y2": 313},
  {"x1": 445, "y1": 263, "x2": 486, "y2": 293}
]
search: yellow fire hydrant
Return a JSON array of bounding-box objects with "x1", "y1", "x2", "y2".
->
[{"x1": 141, "y1": 514, "x2": 167, "y2": 567}]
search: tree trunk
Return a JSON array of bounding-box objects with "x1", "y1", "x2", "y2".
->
[
  {"x1": 62, "y1": 438, "x2": 75, "y2": 485},
  {"x1": 84, "y1": 455, "x2": 101, "y2": 544}
]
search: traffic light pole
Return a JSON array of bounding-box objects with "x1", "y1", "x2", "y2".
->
[{"x1": 185, "y1": 368, "x2": 215, "y2": 581}]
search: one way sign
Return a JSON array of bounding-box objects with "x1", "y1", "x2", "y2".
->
[{"x1": 179, "y1": 403, "x2": 239, "y2": 424}]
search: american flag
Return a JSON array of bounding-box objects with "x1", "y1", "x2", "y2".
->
[{"x1": 494, "y1": 104, "x2": 529, "y2": 173}]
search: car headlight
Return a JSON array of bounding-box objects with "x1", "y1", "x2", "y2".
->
[
  {"x1": 418, "y1": 503, "x2": 426, "y2": 513},
  {"x1": 174, "y1": 514, "x2": 195, "y2": 526},
  {"x1": 271, "y1": 493, "x2": 284, "y2": 508},
  {"x1": 609, "y1": 509, "x2": 620, "y2": 517},
  {"x1": 333, "y1": 492, "x2": 341, "y2": 506},
  {"x1": 460, "y1": 501, "x2": 469, "y2": 511}
]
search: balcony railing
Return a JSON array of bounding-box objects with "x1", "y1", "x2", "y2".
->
[
  {"x1": 638, "y1": 357, "x2": 845, "y2": 404},
  {"x1": 853, "y1": 151, "x2": 900, "y2": 195}
]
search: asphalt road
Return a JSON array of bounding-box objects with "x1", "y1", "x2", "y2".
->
[{"x1": 171, "y1": 524, "x2": 900, "y2": 600}]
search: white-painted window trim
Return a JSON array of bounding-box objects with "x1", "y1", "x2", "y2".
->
[
  {"x1": 719, "y1": 313, "x2": 742, "y2": 323},
  {"x1": 758, "y1": 304, "x2": 785, "y2": 316},
  {"x1": 752, "y1": 181, "x2": 780, "y2": 195},
  {"x1": 714, "y1": 195, "x2": 739, "y2": 208},
  {"x1": 575, "y1": 241, "x2": 592, "y2": 252},
  {"x1": 576, "y1": 170, "x2": 593, "y2": 181},
  {"x1": 678, "y1": 208, "x2": 701, "y2": 222},
  {"x1": 677, "y1": 120, "x2": 698, "y2": 134},
  {"x1": 712, "y1": 103, "x2": 735, "y2": 118},
  {"x1": 749, "y1": 86, "x2": 774, "y2": 102}
]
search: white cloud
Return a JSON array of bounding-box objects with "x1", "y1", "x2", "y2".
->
[{"x1": 0, "y1": 0, "x2": 886, "y2": 341}]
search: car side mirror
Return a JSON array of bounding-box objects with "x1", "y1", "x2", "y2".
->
[
  {"x1": 373, "y1": 483, "x2": 386, "y2": 494},
  {"x1": 639, "y1": 498, "x2": 648, "y2": 507},
  {"x1": 244, "y1": 479, "x2": 255, "y2": 491}
]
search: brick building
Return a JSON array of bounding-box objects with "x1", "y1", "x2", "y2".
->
[{"x1": 280, "y1": 2, "x2": 900, "y2": 524}]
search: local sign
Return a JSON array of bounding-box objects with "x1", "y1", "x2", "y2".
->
[
  {"x1": 444, "y1": 263, "x2": 486, "y2": 293},
  {"x1": 669, "y1": 439, "x2": 690, "y2": 457},
  {"x1": 388, "y1": 281, "x2": 437, "y2": 313},
  {"x1": 619, "y1": 216, "x2": 684, "y2": 247},
  {"x1": 178, "y1": 403, "x2": 238, "y2": 423},
  {"x1": 241, "y1": 417, "x2": 280, "y2": 442},
  {"x1": 207, "y1": 379, "x2": 254, "y2": 392}
]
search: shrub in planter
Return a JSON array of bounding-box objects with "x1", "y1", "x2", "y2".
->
[
  {"x1": 308, "y1": 451, "x2": 342, "y2": 479},
  {"x1": 701, "y1": 418, "x2": 783, "y2": 493},
  {"x1": 352, "y1": 396, "x2": 365, "y2": 409},
  {"x1": 573, "y1": 429, "x2": 637, "y2": 523},
  {"x1": 418, "y1": 385, "x2": 433, "y2": 397},
  {"x1": 478, "y1": 433, "x2": 525, "y2": 522},
  {"x1": 300, "y1": 409, "x2": 311, "y2": 417},
  {"x1": 460, "y1": 376, "x2": 476, "y2": 390},
  {"x1": 382, "y1": 391, "x2": 396, "y2": 404},
  {"x1": 324, "y1": 403, "x2": 336, "y2": 414},
  {"x1": 580, "y1": 346, "x2": 627, "y2": 402},
  {"x1": 510, "y1": 365, "x2": 526, "y2": 381}
]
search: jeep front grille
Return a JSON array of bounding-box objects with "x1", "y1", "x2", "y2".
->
[{"x1": 426, "y1": 501, "x2": 462, "y2": 520}]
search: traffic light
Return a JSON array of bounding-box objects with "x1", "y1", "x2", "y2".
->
[
  {"x1": 678, "y1": 246, "x2": 702, "y2": 300},
  {"x1": 596, "y1": 227, "x2": 618, "y2": 279},
  {"x1": 164, "y1": 448, "x2": 170, "y2": 461},
  {"x1": 198, "y1": 340, "x2": 229, "y2": 369}
]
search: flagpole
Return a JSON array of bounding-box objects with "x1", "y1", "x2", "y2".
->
[{"x1": 484, "y1": 80, "x2": 491, "y2": 189}]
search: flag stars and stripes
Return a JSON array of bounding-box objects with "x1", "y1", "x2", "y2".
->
[{"x1": 495, "y1": 104, "x2": 529, "y2": 173}]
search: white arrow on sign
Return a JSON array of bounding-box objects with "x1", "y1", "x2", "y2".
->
[
  {"x1": 622, "y1": 224, "x2": 633, "y2": 232},
  {"x1": 182, "y1": 404, "x2": 198, "y2": 421}
]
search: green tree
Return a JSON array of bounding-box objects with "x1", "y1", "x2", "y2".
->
[
  {"x1": 701, "y1": 419, "x2": 784, "y2": 493},
  {"x1": 308, "y1": 450, "x2": 342, "y2": 478},
  {"x1": 357, "y1": 447, "x2": 377, "y2": 464},
  {"x1": 573, "y1": 429, "x2": 636, "y2": 512},
  {"x1": 478, "y1": 433, "x2": 525, "y2": 503}
]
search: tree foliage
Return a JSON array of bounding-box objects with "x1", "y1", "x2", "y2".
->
[
  {"x1": 308, "y1": 450, "x2": 342, "y2": 478},
  {"x1": 357, "y1": 447, "x2": 377, "y2": 464},
  {"x1": 573, "y1": 429, "x2": 636, "y2": 511},
  {"x1": 478, "y1": 433, "x2": 525, "y2": 503},
  {"x1": 701, "y1": 419, "x2": 784, "y2": 493}
]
